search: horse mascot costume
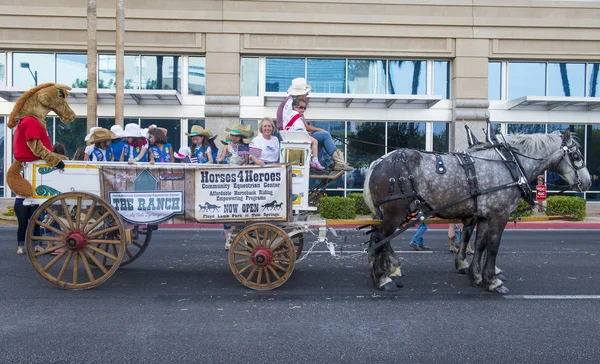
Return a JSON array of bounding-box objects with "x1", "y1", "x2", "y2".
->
[
  {"x1": 6, "y1": 83, "x2": 76, "y2": 197},
  {"x1": 363, "y1": 126, "x2": 591, "y2": 294}
]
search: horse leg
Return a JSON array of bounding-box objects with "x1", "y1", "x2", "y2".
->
[
  {"x1": 482, "y1": 221, "x2": 509, "y2": 294},
  {"x1": 455, "y1": 218, "x2": 475, "y2": 274},
  {"x1": 368, "y1": 214, "x2": 405, "y2": 292},
  {"x1": 468, "y1": 220, "x2": 488, "y2": 287}
]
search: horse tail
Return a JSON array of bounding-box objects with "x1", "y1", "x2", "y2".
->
[{"x1": 7, "y1": 161, "x2": 33, "y2": 197}]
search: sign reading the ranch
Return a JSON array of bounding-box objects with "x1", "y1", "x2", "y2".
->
[
  {"x1": 109, "y1": 191, "x2": 184, "y2": 224},
  {"x1": 195, "y1": 166, "x2": 289, "y2": 222}
]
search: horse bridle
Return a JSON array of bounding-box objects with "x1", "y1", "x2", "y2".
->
[{"x1": 559, "y1": 132, "x2": 586, "y2": 190}]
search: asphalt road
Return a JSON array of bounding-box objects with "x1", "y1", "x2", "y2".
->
[{"x1": 1, "y1": 227, "x2": 599, "y2": 364}]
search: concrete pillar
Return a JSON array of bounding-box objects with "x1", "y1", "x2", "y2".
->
[
  {"x1": 451, "y1": 39, "x2": 490, "y2": 151},
  {"x1": 204, "y1": 34, "x2": 241, "y2": 140}
]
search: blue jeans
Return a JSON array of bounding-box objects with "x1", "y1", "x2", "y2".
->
[
  {"x1": 312, "y1": 131, "x2": 336, "y2": 168},
  {"x1": 411, "y1": 223, "x2": 428, "y2": 246}
]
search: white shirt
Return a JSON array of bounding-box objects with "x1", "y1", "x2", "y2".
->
[
  {"x1": 84, "y1": 145, "x2": 94, "y2": 156},
  {"x1": 282, "y1": 97, "x2": 294, "y2": 128},
  {"x1": 286, "y1": 111, "x2": 306, "y2": 131},
  {"x1": 250, "y1": 134, "x2": 280, "y2": 163}
]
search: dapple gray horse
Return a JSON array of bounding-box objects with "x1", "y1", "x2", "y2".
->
[{"x1": 363, "y1": 130, "x2": 591, "y2": 293}]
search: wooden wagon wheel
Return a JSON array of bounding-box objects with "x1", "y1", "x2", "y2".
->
[
  {"x1": 26, "y1": 192, "x2": 126, "y2": 290},
  {"x1": 288, "y1": 231, "x2": 304, "y2": 260},
  {"x1": 90, "y1": 224, "x2": 156, "y2": 268},
  {"x1": 229, "y1": 223, "x2": 295, "y2": 290}
]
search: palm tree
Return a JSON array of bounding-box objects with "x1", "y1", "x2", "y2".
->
[{"x1": 87, "y1": 0, "x2": 97, "y2": 131}]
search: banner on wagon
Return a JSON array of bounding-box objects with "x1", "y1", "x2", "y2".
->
[{"x1": 194, "y1": 165, "x2": 290, "y2": 222}]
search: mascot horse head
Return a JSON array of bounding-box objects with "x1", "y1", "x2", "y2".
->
[{"x1": 8, "y1": 83, "x2": 75, "y2": 129}]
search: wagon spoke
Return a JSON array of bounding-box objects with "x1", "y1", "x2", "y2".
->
[
  {"x1": 256, "y1": 267, "x2": 263, "y2": 285},
  {"x1": 31, "y1": 235, "x2": 65, "y2": 242},
  {"x1": 44, "y1": 207, "x2": 69, "y2": 232},
  {"x1": 272, "y1": 256, "x2": 291, "y2": 263},
  {"x1": 234, "y1": 258, "x2": 251, "y2": 264},
  {"x1": 267, "y1": 266, "x2": 281, "y2": 280},
  {"x1": 84, "y1": 211, "x2": 110, "y2": 235},
  {"x1": 34, "y1": 220, "x2": 67, "y2": 237},
  {"x1": 272, "y1": 249, "x2": 291, "y2": 257},
  {"x1": 270, "y1": 262, "x2": 287, "y2": 272},
  {"x1": 237, "y1": 241, "x2": 253, "y2": 253},
  {"x1": 233, "y1": 250, "x2": 252, "y2": 257},
  {"x1": 61, "y1": 199, "x2": 75, "y2": 231},
  {"x1": 87, "y1": 245, "x2": 119, "y2": 262},
  {"x1": 80, "y1": 200, "x2": 97, "y2": 230},
  {"x1": 75, "y1": 197, "x2": 82, "y2": 231},
  {"x1": 43, "y1": 248, "x2": 68, "y2": 271},
  {"x1": 87, "y1": 239, "x2": 122, "y2": 244},
  {"x1": 72, "y1": 252, "x2": 79, "y2": 285},
  {"x1": 247, "y1": 266, "x2": 258, "y2": 281},
  {"x1": 238, "y1": 263, "x2": 253, "y2": 275},
  {"x1": 242, "y1": 233, "x2": 257, "y2": 249},
  {"x1": 84, "y1": 250, "x2": 108, "y2": 274},
  {"x1": 35, "y1": 244, "x2": 65, "y2": 258},
  {"x1": 56, "y1": 250, "x2": 74, "y2": 281},
  {"x1": 87, "y1": 225, "x2": 120, "y2": 238},
  {"x1": 79, "y1": 251, "x2": 95, "y2": 283},
  {"x1": 270, "y1": 239, "x2": 286, "y2": 252},
  {"x1": 265, "y1": 268, "x2": 271, "y2": 284}
]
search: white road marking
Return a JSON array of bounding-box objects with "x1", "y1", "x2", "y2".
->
[{"x1": 504, "y1": 295, "x2": 600, "y2": 300}]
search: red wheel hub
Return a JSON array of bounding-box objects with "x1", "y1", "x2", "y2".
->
[
  {"x1": 65, "y1": 231, "x2": 87, "y2": 250},
  {"x1": 252, "y1": 247, "x2": 272, "y2": 267}
]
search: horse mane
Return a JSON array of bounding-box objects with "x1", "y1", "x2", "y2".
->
[
  {"x1": 7, "y1": 82, "x2": 57, "y2": 129},
  {"x1": 504, "y1": 131, "x2": 576, "y2": 156}
]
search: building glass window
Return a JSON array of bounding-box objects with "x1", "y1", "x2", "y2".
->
[
  {"x1": 387, "y1": 122, "x2": 426, "y2": 150},
  {"x1": 54, "y1": 117, "x2": 88, "y2": 158},
  {"x1": 433, "y1": 61, "x2": 450, "y2": 99},
  {"x1": 507, "y1": 123, "x2": 545, "y2": 134},
  {"x1": 13, "y1": 53, "x2": 55, "y2": 87},
  {"x1": 57, "y1": 54, "x2": 88, "y2": 88},
  {"x1": 141, "y1": 56, "x2": 181, "y2": 91},
  {"x1": 311, "y1": 121, "x2": 345, "y2": 189},
  {"x1": 188, "y1": 57, "x2": 206, "y2": 95},
  {"x1": 241, "y1": 58, "x2": 259, "y2": 96},
  {"x1": 98, "y1": 54, "x2": 139, "y2": 89},
  {"x1": 0, "y1": 53, "x2": 5, "y2": 86},
  {"x1": 0, "y1": 116, "x2": 4, "y2": 188},
  {"x1": 488, "y1": 61, "x2": 502, "y2": 100},
  {"x1": 547, "y1": 63, "x2": 585, "y2": 97},
  {"x1": 307, "y1": 59, "x2": 346, "y2": 94},
  {"x1": 507, "y1": 62, "x2": 546, "y2": 99},
  {"x1": 140, "y1": 119, "x2": 182, "y2": 154},
  {"x1": 588, "y1": 63, "x2": 600, "y2": 97},
  {"x1": 347, "y1": 60, "x2": 386, "y2": 94},
  {"x1": 388, "y1": 60, "x2": 426, "y2": 95},
  {"x1": 347, "y1": 122, "x2": 385, "y2": 190},
  {"x1": 266, "y1": 58, "x2": 305, "y2": 92},
  {"x1": 433, "y1": 122, "x2": 450, "y2": 152},
  {"x1": 586, "y1": 124, "x2": 600, "y2": 193}
]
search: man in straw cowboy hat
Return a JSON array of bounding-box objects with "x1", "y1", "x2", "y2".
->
[
  {"x1": 87, "y1": 127, "x2": 117, "y2": 161},
  {"x1": 277, "y1": 78, "x2": 353, "y2": 171},
  {"x1": 186, "y1": 125, "x2": 214, "y2": 164}
]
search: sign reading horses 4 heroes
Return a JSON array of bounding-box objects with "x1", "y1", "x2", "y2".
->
[{"x1": 195, "y1": 166, "x2": 287, "y2": 221}]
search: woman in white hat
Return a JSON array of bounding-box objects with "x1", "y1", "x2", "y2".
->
[
  {"x1": 109, "y1": 124, "x2": 127, "y2": 163},
  {"x1": 119, "y1": 123, "x2": 149, "y2": 164}
]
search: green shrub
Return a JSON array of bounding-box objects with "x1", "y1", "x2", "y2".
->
[
  {"x1": 347, "y1": 193, "x2": 373, "y2": 215},
  {"x1": 545, "y1": 195, "x2": 586, "y2": 221},
  {"x1": 509, "y1": 199, "x2": 533, "y2": 218},
  {"x1": 2, "y1": 206, "x2": 15, "y2": 217},
  {"x1": 319, "y1": 196, "x2": 356, "y2": 219}
]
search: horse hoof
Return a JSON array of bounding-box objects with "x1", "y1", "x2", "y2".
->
[
  {"x1": 497, "y1": 272, "x2": 508, "y2": 281},
  {"x1": 392, "y1": 276, "x2": 404, "y2": 288},
  {"x1": 491, "y1": 285, "x2": 510, "y2": 294},
  {"x1": 381, "y1": 282, "x2": 398, "y2": 292},
  {"x1": 457, "y1": 268, "x2": 468, "y2": 275}
]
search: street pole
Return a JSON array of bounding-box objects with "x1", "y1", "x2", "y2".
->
[
  {"x1": 115, "y1": 0, "x2": 125, "y2": 127},
  {"x1": 87, "y1": 0, "x2": 98, "y2": 132}
]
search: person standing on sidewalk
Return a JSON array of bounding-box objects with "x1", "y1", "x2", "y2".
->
[
  {"x1": 409, "y1": 223, "x2": 430, "y2": 251},
  {"x1": 15, "y1": 196, "x2": 42, "y2": 255}
]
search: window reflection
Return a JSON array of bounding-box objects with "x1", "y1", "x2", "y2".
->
[
  {"x1": 241, "y1": 58, "x2": 259, "y2": 96},
  {"x1": 0, "y1": 53, "x2": 5, "y2": 86},
  {"x1": 307, "y1": 59, "x2": 346, "y2": 93},
  {"x1": 388, "y1": 60, "x2": 426, "y2": 95},
  {"x1": 141, "y1": 56, "x2": 181, "y2": 91},
  {"x1": 312, "y1": 121, "x2": 345, "y2": 188},
  {"x1": 57, "y1": 54, "x2": 88, "y2": 88},
  {"x1": 433, "y1": 61, "x2": 450, "y2": 99},
  {"x1": 97, "y1": 118, "x2": 139, "y2": 129},
  {"x1": 13, "y1": 53, "x2": 55, "y2": 87},
  {"x1": 548, "y1": 63, "x2": 585, "y2": 97},
  {"x1": 433, "y1": 122, "x2": 449, "y2": 152},
  {"x1": 54, "y1": 118, "x2": 88, "y2": 158},
  {"x1": 546, "y1": 124, "x2": 585, "y2": 188},
  {"x1": 508, "y1": 62, "x2": 546, "y2": 99},
  {"x1": 387, "y1": 122, "x2": 426, "y2": 150},
  {"x1": 347, "y1": 60, "x2": 386, "y2": 94},
  {"x1": 586, "y1": 125, "x2": 600, "y2": 191},
  {"x1": 140, "y1": 119, "x2": 182, "y2": 154},
  {"x1": 488, "y1": 62, "x2": 501, "y2": 100},
  {"x1": 0, "y1": 116, "x2": 4, "y2": 186},
  {"x1": 347, "y1": 122, "x2": 385, "y2": 190},
  {"x1": 266, "y1": 58, "x2": 305, "y2": 92},
  {"x1": 507, "y1": 123, "x2": 545, "y2": 134},
  {"x1": 588, "y1": 63, "x2": 600, "y2": 97},
  {"x1": 98, "y1": 55, "x2": 139, "y2": 89},
  {"x1": 188, "y1": 57, "x2": 206, "y2": 95}
]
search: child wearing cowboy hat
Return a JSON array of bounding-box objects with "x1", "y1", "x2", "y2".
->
[
  {"x1": 83, "y1": 126, "x2": 101, "y2": 161},
  {"x1": 87, "y1": 128, "x2": 117, "y2": 161},
  {"x1": 119, "y1": 123, "x2": 149, "y2": 164},
  {"x1": 277, "y1": 77, "x2": 312, "y2": 131},
  {"x1": 216, "y1": 123, "x2": 254, "y2": 165},
  {"x1": 186, "y1": 125, "x2": 214, "y2": 164},
  {"x1": 109, "y1": 124, "x2": 127, "y2": 163}
]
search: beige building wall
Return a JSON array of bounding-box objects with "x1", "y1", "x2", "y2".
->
[{"x1": 1, "y1": 0, "x2": 600, "y2": 149}]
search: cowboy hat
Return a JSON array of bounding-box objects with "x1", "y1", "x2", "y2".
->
[
  {"x1": 287, "y1": 77, "x2": 312, "y2": 96},
  {"x1": 226, "y1": 123, "x2": 255, "y2": 144},
  {"x1": 87, "y1": 128, "x2": 117, "y2": 145},
  {"x1": 84, "y1": 127, "x2": 101, "y2": 142},
  {"x1": 110, "y1": 125, "x2": 124, "y2": 138},
  {"x1": 186, "y1": 125, "x2": 211, "y2": 137},
  {"x1": 220, "y1": 133, "x2": 231, "y2": 146},
  {"x1": 120, "y1": 123, "x2": 146, "y2": 138},
  {"x1": 174, "y1": 146, "x2": 191, "y2": 159}
]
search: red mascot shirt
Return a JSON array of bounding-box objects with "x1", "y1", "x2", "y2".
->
[{"x1": 13, "y1": 116, "x2": 53, "y2": 162}]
